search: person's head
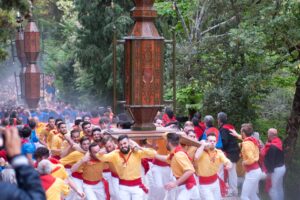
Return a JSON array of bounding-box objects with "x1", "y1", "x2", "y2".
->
[
  {"x1": 89, "y1": 143, "x2": 100, "y2": 159},
  {"x1": 74, "y1": 119, "x2": 83, "y2": 131},
  {"x1": 184, "y1": 121, "x2": 193, "y2": 127},
  {"x1": 165, "y1": 107, "x2": 174, "y2": 119},
  {"x1": 82, "y1": 115, "x2": 91, "y2": 122},
  {"x1": 166, "y1": 132, "x2": 180, "y2": 151},
  {"x1": 33, "y1": 116, "x2": 39, "y2": 124},
  {"x1": 204, "y1": 115, "x2": 214, "y2": 127},
  {"x1": 99, "y1": 117, "x2": 110, "y2": 130},
  {"x1": 187, "y1": 130, "x2": 196, "y2": 140},
  {"x1": 57, "y1": 122, "x2": 67, "y2": 135},
  {"x1": 217, "y1": 112, "x2": 227, "y2": 126},
  {"x1": 20, "y1": 126, "x2": 32, "y2": 138},
  {"x1": 118, "y1": 135, "x2": 130, "y2": 154},
  {"x1": 34, "y1": 147, "x2": 50, "y2": 162},
  {"x1": 92, "y1": 127, "x2": 102, "y2": 143},
  {"x1": 28, "y1": 119, "x2": 36, "y2": 130},
  {"x1": 100, "y1": 135, "x2": 115, "y2": 152},
  {"x1": 55, "y1": 118, "x2": 63, "y2": 127},
  {"x1": 48, "y1": 117, "x2": 55, "y2": 129},
  {"x1": 193, "y1": 112, "x2": 202, "y2": 120},
  {"x1": 192, "y1": 117, "x2": 200, "y2": 127},
  {"x1": 37, "y1": 159, "x2": 52, "y2": 175},
  {"x1": 80, "y1": 136, "x2": 90, "y2": 151},
  {"x1": 240, "y1": 123, "x2": 253, "y2": 139},
  {"x1": 206, "y1": 133, "x2": 217, "y2": 150},
  {"x1": 267, "y1": 128, "x2": 278, "y2": 141},
  {"x1": 91, "y1": 110, "x2": 99, "y2": 118},
  {"x1": 82, "y1": 121, "x2": 92, "y2": 136},
  {"x1": 70, "y1": 129, "x2": 81, "y2": 143}
]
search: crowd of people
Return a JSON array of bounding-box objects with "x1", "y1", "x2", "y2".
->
[{"x1": 0, "y1": 105, "x2": 285, "y2": 200}]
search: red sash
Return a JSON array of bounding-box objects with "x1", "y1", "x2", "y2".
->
[
  {"x1": 119, "y1": 177, "x2": 149, "y2": 193},
  {"x1": 40, "y1": 174, "x2": 56, "y2": 191},
  {"x1": 49, "y1": 157, "x2": 60, "y2": 164},
  {"x1": 83, "y1": 178, "x2": 110, "y2": 200},
  {"x1": 51, "y1": 155, "x2": 61, "y2": 160},
  {"x1": 72, "y1": 172, "x2": 83, "y2": 180},
  {"x1": 52, "y1": 166, "x2": 61, "y2": 173},
  {"x1": 169, "y1": 146, "x2": 196, "y2": 190},
  {"x1": 111, "y1": 171, "x2": 119, "y2": 178},
  {"x1": 199, "y1": 174, "x2": 218, "y2": 184},
  {"x1": 141, "y1": 158, "x2": 151, "y2": 174},
  {"x1": 152, "y1": 158, "x2": 169, "y2": 167}
]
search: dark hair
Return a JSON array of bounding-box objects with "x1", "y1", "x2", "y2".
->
[
  {"x1": 89, "y1": 142, "x2": 99, "y2": 152},
  {"x1": 91, "y1": 110, "x2": 99, "y2": 118},
  {"x1": 34, "y1": 147, "x2": 49, "y2": 159},
  {"x1": 57, "y1": 122, "x2": 66, "y2": 129},
  {"x1": 193, "y1": 112, "x2": 202, "y2": 119},
  {"x1": 192, "y1": 117, "x2": 200, "y2": 127},
  {"x1": 81, "y1": 121, "x2": 91, "y2": 129},
  {"x1": 28, "y1": 119, "x2": 36, "y2": 129},
  {"x1": 166, "y1": 132, "x2": 180, "y2": 146},
  {"x1": 207, "y1": 132, "x2": 216, "y2": 138},
  {"x1": 48, "y1": 117, "x2": 55, "y2": 122},
  {"x1": 70, "y1": 130, "x2": 80, "y2": 138},
  {"x1": 21, "y1": 126, "x2": 32, "y2": 138},
  {"x1": 165, "y1": 107, "x2": 174, "y2": 119},
  {"x1": 101, "y1": 135, "x2": 114, "y2": 145},
  {"x1": 80, "y1": 136, "x2": 90, "y2": 145},
  {"x1": 92, "y1": 128, "x2": 101, "y2": 136},
  {"x1": 117, "y1": 134, "x2": 129, "y2": 142},
  {"x1": 74, "y1": 119, "x2": 82, "y2": 126},
  {"x1": 241, "y1": 123, "x2": 253, "y2": 137},
  {"x1": 82, "y1": 115, "x2": 91, "y2": 121},
  {"x1": 99, "y1": 117, "x2": 110, "y2": 125},
  {"x1": 55, "y1": 118, "x2": 63, "y2": 125},
  {"x1": 118, "y1": 121, "x2": 132, "y2": 129}
]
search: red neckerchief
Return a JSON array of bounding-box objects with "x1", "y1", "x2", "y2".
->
[
  {"x1": 40, "y1": 174, "x2": 56, "y2": 191},
  {"x1": 222, "y1": 124, "x2": 235, "y2": 130},
  {"x1": 119, "y1": 150, "x2": 133, "y2": 167},
  {"x1": 21, "y1": 138, "x2": 29, "y2": 144},
  {"x1": 243, "y1": 136, "x2": 259, "y2": 147},
  {"x1": 261, "y1": 137, "x2": 283, "y2": 157}
]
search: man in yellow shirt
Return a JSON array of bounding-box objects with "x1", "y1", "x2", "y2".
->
[
  {"x1": 39, "y1": 117, "x2": 56, "y2": 147},
  {"x1": 61, "y1": 130, "x2": 82, "y2": 158},
  {"x1": 60, "y1": 136, "x2": 90, "y2": 200},
  {"x1": 154, "y1": 132, "x2": 199, "y2": 200},
  {"x1": 239, "y1": 123, "x2": 262, "y2": 200},
  {"x1": 50, "y1": 122, "x2": 68, "y2": 160},
  {"x1": 194, "y1": 133, "x2": 232, "y2": 200},
  {"x1": 38, "y1": 159, "x2": 70, "y2": 200},
  {"x1": 101, "y1": 135, "x2": 119, "y2": 200},
  {"x1": 97, "y1": 134, "x2": 157, "y2": 200},
  {"x1": 72, "y1": 143, "x2": 108, "y2": 200}
]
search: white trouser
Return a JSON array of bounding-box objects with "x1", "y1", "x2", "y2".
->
[
  {"x1": 269, "y1": 165, "x2": 286, "y2": 200},
  {"x1": 119, "y1": 185, "x2": 144, "y2": 200},
  {"x1": 148, "y1": 164, "x2": 174, "y2": 200},
  {"x1": 110, "y1": 175, "x2": 120, "y2": 200},
  {"x1": 66, "y1": 176, "x2": 83, "y2": 200},
  {"x1": 241, "y1": 168, "x2": 262, "y2": 200},
  {"x1": 228, "y1": 162, "x2": 238, "y2": 194},
  {"x1": 198, "y1": 179, "x2": 222, "y2": 200},
  {"x1": 175, "y1": 184, "x2": 199, "y2": 200},
  {"x1": 83, "y1": 181, "x2": 106, "y2": 200}
]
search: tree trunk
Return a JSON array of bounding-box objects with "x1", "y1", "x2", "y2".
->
[{"x1": 284, "y1": 75, "x2": 300, "y2": 164}]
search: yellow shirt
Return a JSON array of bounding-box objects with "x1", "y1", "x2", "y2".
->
[
  {"x1": 51, "y1": 134, "x2": 65, "y2": 156},
  {"x1": 39, "y1": 126, "x2": 54, "y2": 146},
  {"x1": 195, "y1": 149, "x2": 230, "y2": 177},
  {"x1": 81, "y1": 160, "x2": 105, "y2": 182},
  {"x1": 97, "y1": 148, "x2": 156, "y2": 180},
  {"x1": 51, "y1": 163, "x2": 68, "y2": 180},
  {"x1": 241, "y1": 140, "x2": 259, "y2": 165},
  {"x1": 59, "y1": 151, "x2": 84, "y2": 167},
  {"x1": 36, "y1": 122, "x2": 46, "y2": 139},
  {"x1": 168, "y1": 151, "x2": 195, "y2": 178},
  {"x1": 47, "y1": 129, "x2": 59, "y2": 148},
  {"x1": 186, "y1": 146, "x2": 197, "y2": 161},
  {"x1": 45, "y1": 178, "x2": 70, "y2": 200}
]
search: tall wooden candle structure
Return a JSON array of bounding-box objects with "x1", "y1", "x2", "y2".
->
[
  {"x1": 124, "y1": 0, "x2": 164, "y2": 131},
  {"x1": 24, "y1": 13, "x2": 41, "y2": 109},
  {"x1": 15, "y1": 12, "x2": 26, "y2": 99}
]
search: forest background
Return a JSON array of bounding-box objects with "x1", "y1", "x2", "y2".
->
[{"x1": 1, "y1": 0, "x2": 300, "y2": 198}]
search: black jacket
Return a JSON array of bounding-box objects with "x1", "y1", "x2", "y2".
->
[
  {"x1": 0, "y1": 165, "x2": 46, "y2": 200},
  {"x1": 264, "y1": 145, "x2": 285, "y2": 173},
  {"x1": 220, "y1": 125, "x2": 240, "y2": 162}
]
